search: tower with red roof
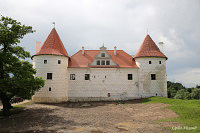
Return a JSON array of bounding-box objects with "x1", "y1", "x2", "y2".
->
[
  {"x1": 134, "y1": 34, "x2": 167, "y2": 97},
  {"x1": 32, "y1": 28, "x2": 69, "y2": 102}
]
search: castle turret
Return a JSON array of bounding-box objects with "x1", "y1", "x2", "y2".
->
[
  {"x1": 134, "y1": 35, "x2": 167, "y2": 97},
  {"x1": 32, "y1": 28, "x2": 69, "y2": 102}
]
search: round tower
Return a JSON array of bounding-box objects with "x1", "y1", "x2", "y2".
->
[
  {"x1": 32, "y1": 28, "x2": 69, "y2": 102},
  {"x1": 134, "y1": 35, "x2": 167, "y2": 98}
]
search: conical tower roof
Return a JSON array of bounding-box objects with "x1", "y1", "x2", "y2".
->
[
  {"x1": 134, "y1": 34, "x2": 167, "y2": 59},
  {"x1": 35, "y1": 28, "x2": 68, "y2": 56}
]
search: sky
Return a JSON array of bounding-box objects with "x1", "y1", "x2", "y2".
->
[{"x1": 0, "y1": 0, "x2": 200, "y2": 87}]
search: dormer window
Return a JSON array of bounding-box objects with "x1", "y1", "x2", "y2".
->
[
  {"x1": 101, "y1": 53, "x2": 105, "y2": 57},
  {"x1": 101, "y1": 60, "x2": 105, "y2": 65},
  {"x1": 97, "y1": 60, "x2": 100, "y2": 65},
  {"x1": 106, "y1": 60, "x2": 110, "y2": 65}
]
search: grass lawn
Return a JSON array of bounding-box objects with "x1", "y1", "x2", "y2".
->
[{"x1": 142, "y1": 97, "x2": 200, "y2": 133}]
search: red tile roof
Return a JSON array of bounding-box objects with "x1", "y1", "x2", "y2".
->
[
  {"x1": 34, "y1": 28, "x2": 68, "y2": 56},
  {"x1": 134, "y1": 35, "x2": 167, "y2": 59},
  {"x1": 68, "y1": 50, "x2": 138, "y2": 68}
]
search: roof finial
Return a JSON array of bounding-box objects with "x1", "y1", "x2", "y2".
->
[{"x1": 52, "y1": 22, "x2": 55, "y2": 28}]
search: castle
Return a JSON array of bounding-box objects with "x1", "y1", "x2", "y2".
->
[{"x1": 32, "y1": 28, "x2": 167, "y2": 102}]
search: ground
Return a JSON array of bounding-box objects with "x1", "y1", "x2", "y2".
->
[{"x1": 0, "y1": 100, "x2": 181, "y2": 133}]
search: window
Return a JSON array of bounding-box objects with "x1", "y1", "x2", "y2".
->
[
  {"x1": 85, "y1": 74, "x2": 90, "y2": 80},
  {"x1": 159, "y1": 61, "x2": 162, "y2": 64},
  {"x1": 47, "y1": 73, "x2": 52, "y2": 80},
  {"x1": 106, "y1": 60, "x2": 110, "y2": 65},
  {"x1": 70, "y1": 74, "x2": 75, "y2": 80},
  {"x1": 101, "y1": 60, "x2": 105, "y2": 65},
  {"x1": 149, "y1": 61, "x2": 151, "y2": 64},
  {"x1": 128, "y1": 74, "x2": 132, "y2": 80},
  {"x1": 44, "y1": 60, "x2": 47, "y2": 64},
  {"x1": 101, "y1": 53, "x2": 105, "y2": 57},
  {"x1": 151, "y1": 74, "x2": 156, "y2": 80},
  {"x1": 97, "y1": 60, "x2": 100, "y2": 65},
  {"x1": 58, "y1": 60, "x2": 61, "y2": 64},
  {"x1": 108, "y1": 93, "x2": 111, "y2": 97},
  {"x1": 49, "y1": 87, "x2": 51, "y2": 91}
]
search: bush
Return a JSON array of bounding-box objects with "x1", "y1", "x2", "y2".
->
[
  {"x1": 190, "y1": 88, "x2": 200, "y2": 99},
  {"x1": 174, "y1": 89, "x2": 190, "y2": 99}
]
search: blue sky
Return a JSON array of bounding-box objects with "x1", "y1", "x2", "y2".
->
[{"x1": 1, "y1": 0, "x2": 200, "y2": 87}]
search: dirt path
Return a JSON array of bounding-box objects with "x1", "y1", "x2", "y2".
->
[{"x1": 0, "y1": 101, "x2": 181, "y2": 133}]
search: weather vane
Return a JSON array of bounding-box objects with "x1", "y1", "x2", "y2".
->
[{"x1": 52, "y1": 22, "x2": 55, "y2": 28}]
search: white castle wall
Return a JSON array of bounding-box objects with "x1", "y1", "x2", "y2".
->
[
  {"x1": 67, "y1": 68, "x2": 139, "y2": 101},
  {"x1": 32, "y1": 56, "x2": 167, "y2": 103},
  {"x1": 135, "y1": 57, "x2": 167, "y2": 98},
  {"x1": 32, "y1": 55, "x2": 69, "y2": 102}
]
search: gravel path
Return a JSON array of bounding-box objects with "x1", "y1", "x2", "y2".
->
[{"x1": 0, "y1": 100, "x2": 180, "y2": 133}]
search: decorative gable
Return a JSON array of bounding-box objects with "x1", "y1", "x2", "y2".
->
[{"x1": 89, "y1": 45, "x2": 118, "y2": 67}]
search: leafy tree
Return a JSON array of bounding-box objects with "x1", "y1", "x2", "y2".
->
[
  {"x1": 167, "y1": 81, "x2": 186, "y2": 91},
  {"x1": 174, "y1": 89, "x2": 190, "y2": 99},
  {"x1": 190, "y1": 88, "x2": 200, "y2": 99},
  {"x1": 196, "y1": 85, "x2": 200, "y2": 89},
  {"x1": 167, "y1": 87, "x2": 177, "y2": 98},
  {"x1": 0, "y1": 16, "x2": 45, "y2": 116}
]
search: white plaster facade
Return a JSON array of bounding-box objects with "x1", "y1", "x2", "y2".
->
[
  {"x1": 32, "y1": 55, "x2": 69, "y2": 102},
  {"x1": 32, "y1": 55, "x2": 167, "y2": 102}
]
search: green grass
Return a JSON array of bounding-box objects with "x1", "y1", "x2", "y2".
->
[{"x1": 142, "y1": 97, "x2": 200, "y2": 133}]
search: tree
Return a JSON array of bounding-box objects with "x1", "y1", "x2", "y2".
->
[
  {"x1": 190, "y1": 88, "x2": 200, "y2": 99},
  {"x1": 167, "y1": 87, "x2": 177, "y2": 98},
  {"x1": 174, "y1": 89, "x2": 190, "y2": 100},
  {"x1": 0, "y1": 16, "x2": 45, "y2": 116},
  {"x1": 167, "y1": 81, "x2": 185, "y2": 91}
]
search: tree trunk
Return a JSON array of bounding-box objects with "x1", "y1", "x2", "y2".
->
[{"x1": 0, "y1": 92, "x2": 10, "y2": 116}]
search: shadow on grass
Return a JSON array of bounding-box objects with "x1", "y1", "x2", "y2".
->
[{"x1": 0, "y1": 107, "x2": 81, "y2": 133}]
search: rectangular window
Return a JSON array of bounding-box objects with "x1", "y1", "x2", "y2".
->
[
  {"x1": 49, "y1": 87, "x2": 51, "y2": 91},
  {"x1": 149, "y1": 61, "x2": 151, "y2": 64},
  {"x1": 151, "y1": 74, "x2": 156, "y2": 80},
  {"x1": 58, "y1": 60, "x2": 61, "y2": 64},
  {"x1": 106, "y1": 60, "x2": 110, "y2": 65},
  {"x1": 128, "y1": 74, "x2": 132, "y2": 80},
  {"x1": 44, "y1": 60, "x2": 47, "y2": 64},
  {"x1": 70, "y1": 74, "x2": 75, "y2": 80},
  {"x1": 101, "y1": 60, "x2": 105, "y2": 65},
  {"x1": 97, "y1": 60, "x2": 100, "y2": 65},
  {"x1": 101, "y1": 53, "x2": 105, "y2": 57},
  {"x1": 159, "y1": 61, "x2": 162, "y2": 64},
  {"x1": 47, "y1": 73, "x2": 52, "y2": 80},
  {"x1": 85, "y1": 74, "x2": 90, "y2": 80}
]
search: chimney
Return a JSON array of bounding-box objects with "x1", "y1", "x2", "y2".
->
[
  {"x1": 36, "y1": 41, "x2": 41, "y2": 53},
  {"x1": 114, "y1": 46, "x2": 117, "y2": 56},
  {"x1": 82, "y1": 46, "x2": 84, "y2": 55},
  {"x1": 158, "y1": 42, "x2": 164, "y2": 53}
]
